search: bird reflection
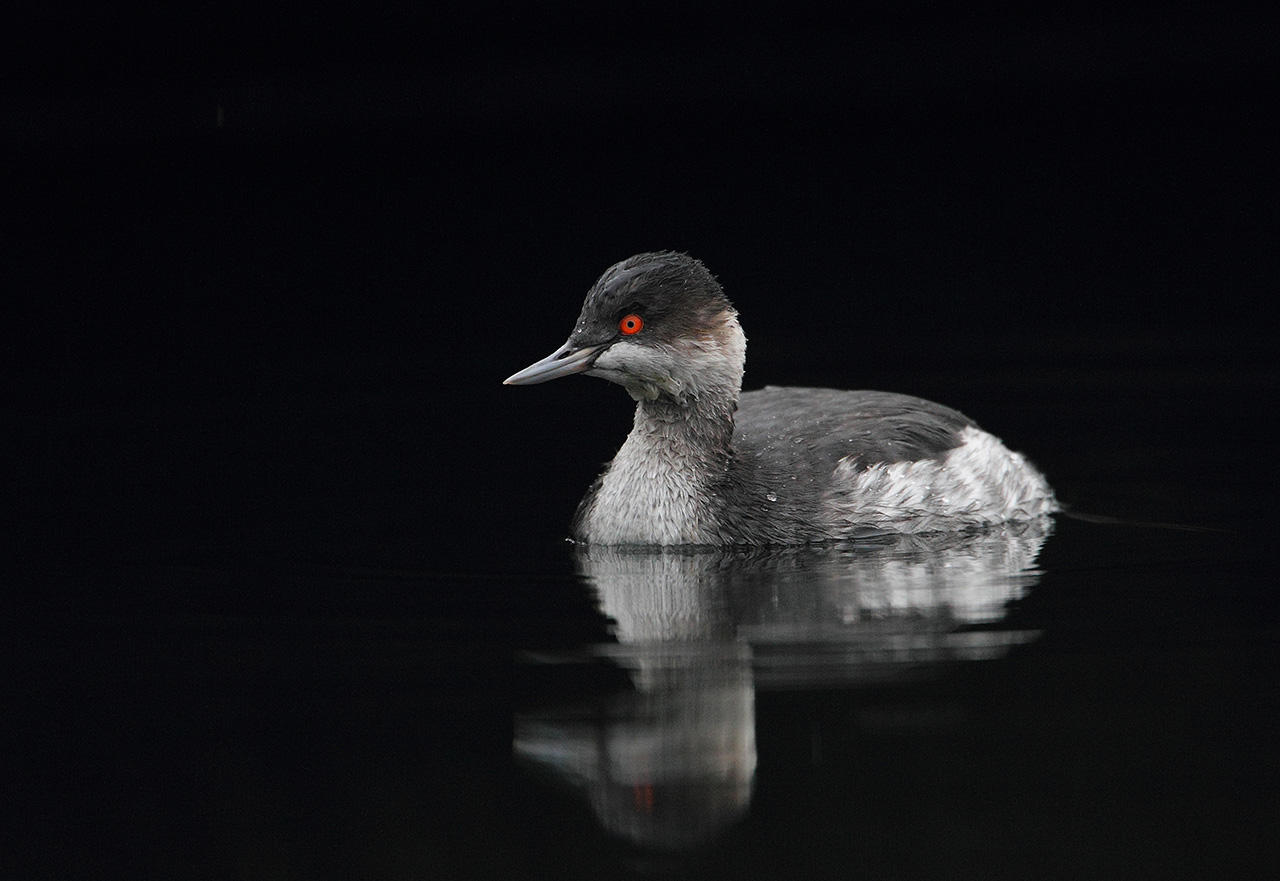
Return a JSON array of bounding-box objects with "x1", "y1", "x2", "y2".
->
[
  {"x1": 518, "y1": 641, "x2": 755, "y2": 852},
  {"x1": 515, "y1": 522, "x2": 1051, "y2": 852}
]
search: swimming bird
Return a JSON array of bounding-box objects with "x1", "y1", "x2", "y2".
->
[{"x1": 504, "y1": 252, "x2": 1057, "y2": 545}]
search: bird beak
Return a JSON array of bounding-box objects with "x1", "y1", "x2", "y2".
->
[{"x1": 503, "y1": 342, "x2": 603, "y2": 385}]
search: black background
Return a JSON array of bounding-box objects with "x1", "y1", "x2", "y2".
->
[
  {"x1": 2, "y1": 4, "x2": 1275, "y2": 567},
  {"x1": 6, "y1": 4, "x2": 1277, "y2": 571}
]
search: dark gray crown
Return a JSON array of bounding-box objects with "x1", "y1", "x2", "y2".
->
[{"x1": 569, "y1": 252, "x2": 735, "y2": 348}]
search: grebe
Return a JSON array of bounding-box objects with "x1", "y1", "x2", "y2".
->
[{"x1": 504, "y1": 252, "x2": 1057, "y2": 545}]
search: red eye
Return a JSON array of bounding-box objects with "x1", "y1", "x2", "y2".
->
[{"x1": 619, "y1": 314, "x2": 644, "y2": 335}]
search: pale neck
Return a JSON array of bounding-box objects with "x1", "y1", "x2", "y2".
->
[{"x1": 630, "y1": 387, "x2": 738, "y2": 476}]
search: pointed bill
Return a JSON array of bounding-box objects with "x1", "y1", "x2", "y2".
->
[{"x1": 503, "y1": 343, "x2": 604, "y2": 385}]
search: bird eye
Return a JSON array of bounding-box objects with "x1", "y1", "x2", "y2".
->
[{"x1": 619, "y1": 314, "x2": 644, "y2": 335}]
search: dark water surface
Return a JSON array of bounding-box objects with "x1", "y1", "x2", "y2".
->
[{"x1": 5, "y1": 347, "x2": 1276, "y2": 879}]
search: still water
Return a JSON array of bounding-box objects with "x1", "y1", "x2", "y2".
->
[
  {"x1": 519, "y1": 530, "x2": 1047, "y2": 851},
  {"x1": 513, "y1": 516, "x2": 1271, "y2": 879},
  {"x1": 5, "y1": 360, "x2": 1275, "y2": 879}
]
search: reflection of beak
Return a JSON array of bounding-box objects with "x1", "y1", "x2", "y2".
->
[{"x1": 504, "y1": 343, "x2": 604, "y2": 385}]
